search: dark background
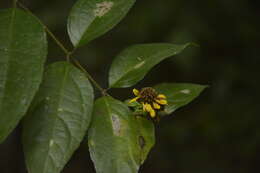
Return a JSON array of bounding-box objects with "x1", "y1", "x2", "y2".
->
[{"x1": 1, "y1": 0, "x2": 260, "y2": 172}]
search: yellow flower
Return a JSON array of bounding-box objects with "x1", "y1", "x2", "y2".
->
[
  {"x1": 153, "y1": 102, "x2": 161, "y2": 109},
  {"x1": 133, "y1": 88, "x2": 139, "y2": 96},
  {"x1": 129, "y1": 96, "x2": 139, "y2": 103},
  {"x1": 143, "y1": 103, "x2": 156, "y2": 118},
  {"x1": 155, "y1": 99, "x2": 167, "y2": 105},
  {"x1": 129, "y1": 87, "x2": 167, "y2": 118}
]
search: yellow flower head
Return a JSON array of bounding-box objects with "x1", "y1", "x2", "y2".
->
[{"x1": 129, "y1": 87, "x2": 167, "y2": 118}]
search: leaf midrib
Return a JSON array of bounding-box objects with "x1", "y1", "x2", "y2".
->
[
  {"x1": 110, "y1": 45, "x2": 183, "y2": 87},
  {"x1": 42, "y1": 66, "x2": 70, "y2": 173},
  {"x1": 103, "y1": 97, "x2": 123, "y2": 171},
  {"x1": 103, "y1": 97, "x2": 138, "y2": 172}
]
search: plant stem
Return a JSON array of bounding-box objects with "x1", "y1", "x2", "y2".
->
[
  {"x1": 44, "y1": 27, "x2": 71, "y2": 56},
  {"x1": 17, "y1": 1, "x2": 108, "y2": 95},
  {"x1": 13, "y1": 0, "x2": 17, "y2": 8},
  {"x1": 73, "y1": 60, "x2": 108, "y2": 96},
  {"x1": 17, "y1": 2, "x2": 71, "y2": 59}
]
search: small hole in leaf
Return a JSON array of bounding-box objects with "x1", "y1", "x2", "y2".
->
[{"x1": 139, "y1": 136, "x2": 145, "y2": 149}]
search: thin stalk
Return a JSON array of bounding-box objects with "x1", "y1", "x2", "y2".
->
[
  {"x1": 17, "y1": 2, "x2": 71, "y2": 59},
  {"x1": 13, "y1": 0, "x2": 17, "y2": 8},
  {"x1": 44, "y1": 27, "x2": 70, "y2": 56},
  {"x1": 73, "y1": 60, "x2": 108, "y2": 96},
  {"x1": 17, "y1": 1, "x2": 108, "y2": 95}
]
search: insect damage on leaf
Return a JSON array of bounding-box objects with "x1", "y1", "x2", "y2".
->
[
  {"x1": 180, "y1": 89, "x2": 191, "y2": 94},
  {"x1": 111, "y1": 114, "x2": 121, "y2": 136},
  {"x1": 139, "y1": 136, "x2": 146, "y2": 149},
  {"x1": 134, "y1": 61, "x2": 146, "y2": 69},
  {"x1": 49, "y1": 140, "x2": 54, "y2": 147},
  {"x1": 94, "y1": 1, "x2": 114, "y2": 17}
]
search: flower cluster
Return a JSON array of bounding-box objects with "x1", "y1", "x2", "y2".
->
[{"x1": 129, "y1": 87, "x2": 167, "y2": 118}]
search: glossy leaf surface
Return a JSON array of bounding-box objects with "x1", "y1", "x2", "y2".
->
[
  {"x1": 0, "y1": 8, "x2": 47, "y2": 143},
  {"x1": 68, "y1": 0, "x2": 135, "y2": 47},
  {"x1": 88, "y1": 96, "x2": 155, "y2": 173},
  {"x1": 109, "y1": 43, "x2": 191, "y2": 88},
  {"x1": 154, "y1": 83, "x2": 207, "y2": 114},
  {"x1": 23, "y1": 62, "x2": 94, "y2": 173}
]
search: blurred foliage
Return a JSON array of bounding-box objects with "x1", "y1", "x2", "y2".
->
[{"x1": 0, "y1": 0, "x2": 260, "y2": 172}]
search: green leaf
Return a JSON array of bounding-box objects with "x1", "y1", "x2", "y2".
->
[
  {"x1": 67, "y1": 0, "x2": 136, "y2": 47},
  {"x1": 154, "y1": 83, "x2": 208, "y2": 114},
  {"x1": 88, "y1": 96, "x2": 155, "y2": 173},
  {"x1": 0, "y1": 8, "x2": 47, "y2": 143},
  {"x1": 109, "y1": 43, "x2": 191, "y2": 88},
  {"x1": 22, "y1": 62, "x2": 94, "y2": 173}
]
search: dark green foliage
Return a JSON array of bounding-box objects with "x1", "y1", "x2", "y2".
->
[
  {"x1": 109, "y1": 43, "x2": 191, "y2": 88},
  {"x1": 0, "y1": 1, "x2": 206, "y2": 173},
  {"x1": 154, "y1": 83, "x2": 207, "y2": 114},
  {"x1": 23, "y1": 62, "x2": 94, "y2": 173},
  {"x1": 88, "y1": 97, "x2": 155, "y2": 173},
  {"x1": 68, "y1": 0, "x2": 136, "y2": 47},
  {"x1": 0, "y1": 8, "x2": 47, "y2": 143}
]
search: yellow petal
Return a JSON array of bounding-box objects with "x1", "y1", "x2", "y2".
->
[
  {"x1": 153, "y1": 102, "x2": 161, "y2": 109},
  {"x1": 143, "y1": 104, "x2": 156, "y2": 118},
  {"x1": 149, "y1": 109, "x2": 156, "y2": 118},
  {"x1": 142, "y1": 103, "x2": 146, "y2": 111},
  {"x1": 156, "y1": 99, "x2": 167, "y2": 105},
  {"x1": 144, "y1": 103, "x2": 152, "y2": 112},
  {"x1": 157, "y1": 94, "x2": 166, "y2": 99},
  {"x1": 129, "y1": 97, "x2": 139, "y2": 103},
  {"x1": 133, "y1": 88, "x2": 139, "y2": 96}
]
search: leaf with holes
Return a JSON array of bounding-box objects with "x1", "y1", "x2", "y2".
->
[
  {"x1": 0, "y1": 8, "x2": 47, "y2": 143},
  {"x1": 88, "y1": 96, "x2": 155, "y2": 173},
  {"x1": 154, "y1": 83, "x2": 208, "y2": 115},
  {"x1": 109, "y1": 43, "x2": 191, "y2": 88},
  {"x1": 67, "y1": 0, "x2": 136, "y2": 47},
  {"x1": 22, "y1": 62, "x2": 94, "y2": 173}
]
